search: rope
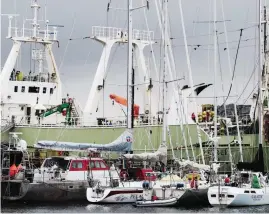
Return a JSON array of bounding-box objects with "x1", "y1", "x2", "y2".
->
[
  {"x1": 221, "y1": 29, "x2": 243, "y2": 106},
  {"x1": 58, "y1": 13, "x2": 76, "y2": 73}
]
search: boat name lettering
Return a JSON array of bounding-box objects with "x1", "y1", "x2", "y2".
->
[
  {"x1": 115, "y1": 195, "x2": 129, "y2": 202},
  {"x1": 251, "y1": 195, "x2": 263, "y2": 201}
]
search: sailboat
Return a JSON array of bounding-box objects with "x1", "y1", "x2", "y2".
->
[
  {"x1": 86, "y1": 0, "x2": 151, "y2": 204},
  {"x1": 207, "y1": 0, "x2": 269, "y2": 207}
]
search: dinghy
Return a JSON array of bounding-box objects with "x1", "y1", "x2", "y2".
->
[{"x1": 134, "y1": 197, "x2": 178, "y2": 207}]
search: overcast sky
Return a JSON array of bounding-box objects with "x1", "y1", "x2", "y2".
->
[{"x1": 1, "y1": 0, "x2": 266, "y2": 117}]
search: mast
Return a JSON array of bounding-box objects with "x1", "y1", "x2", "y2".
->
[
  {"x1": 127, "y1": 0, "x2": 134, "y2": 130},
  {"x1": 162, "y1": 0, "x2": 168, "y2": 147},
  {"x1": 258, "y1": 0, "x2": 263, "y2": 146},
  {"x1": 213, "y1": 0, "x2": 218, "y2": 162}
]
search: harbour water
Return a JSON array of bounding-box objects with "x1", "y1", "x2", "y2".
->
[{"x1": 1, "y1": 202, "x2": 269, "y2": 213}]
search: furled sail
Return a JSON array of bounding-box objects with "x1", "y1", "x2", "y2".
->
[
  {"x1": 34, "y1": 129, "x2": 133, "y2": 152},
  {"x1": 174, "y1": 159, "x2": 220, "y2": 173},
  {"x1": 122, "y1": 143, "x2": 167, "y2": 165}
]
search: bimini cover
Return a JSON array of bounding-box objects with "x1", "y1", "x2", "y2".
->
[
  {"x1": 34, "y1": 129, "x2": 133, "y2": 152},
  {"x1": 123, "y1": 143, "x2": 167, "y2": 165}
]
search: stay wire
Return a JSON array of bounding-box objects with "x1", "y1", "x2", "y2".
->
[{"x1": 221, "y1": 29, "x2": 243, "y2": 106}]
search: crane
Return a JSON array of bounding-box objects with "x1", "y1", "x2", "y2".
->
[{"x1": 38, "y1": 98, "x2": 73, "y2": 124}]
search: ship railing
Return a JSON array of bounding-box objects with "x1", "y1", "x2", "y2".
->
[
  {"x1": 8, "y1": 26, "x2": 58, "y2": 41},
  {"x1": 91, "y1": 26, "x2": 154, "y2": 42},
  {"x1": 1, "y1": 119, "x2": 15, "y2": 133},
  {"x1": 14, "y1": 116, "x2": 162, "y2": 128}
]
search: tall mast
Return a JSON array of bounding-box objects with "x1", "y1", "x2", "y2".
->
[
  {"x1": 127, "y1": 0, "x2": 134, "y2": 129},
  {"x1": 162, "y1": 0, "x2": 168, "y2": 146},
  {"x1": 258, "y1": 0, "x2": 263, "y2": 146},
  {"x1": 213, "y1": 0, "x2": 218, "y2": 162}
]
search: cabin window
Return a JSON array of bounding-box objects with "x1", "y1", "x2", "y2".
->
[
  {"x1": 43, "y1": 87, "x2": 47, "y2": 94},
  {"x1": 244, "y1": 190, "x2": 250, "y2": 193},
  {"x1": 21, "y1": 86, "x2": 25, "y2": 92},
  {"x1": 28, "y1": 86, "x2": 40, "y2": 93},
  {"x1": 14, "y1": 86, "x2": 18, "y2": 92},
  {"x1": 90, "y1": 161, "x2": 95, "y2": 168},
  {"x1": 211, "y1": 194, "x2": 216, "y2": 197},
  {"x1": 50, "y1": 88, "x2": 53, "y2": 94},
  {"x1": 251, "y1": 191, "x2": 256, "y2": 194},
  {"x1": 227, "y1": 195, "x2": 234, "y2": 198},
  {"x1": 99, "y1": 161, "x2": 106, "y2": 169},
  {"x1": 95, "y1": 161, "x2": 100, "y2": 168},
  {"x1": 72, "y1": 161, "x2": 83, "y2": 169}
]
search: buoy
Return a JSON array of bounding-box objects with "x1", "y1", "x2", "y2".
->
[{"x1": 10, "y1": 164, "x2": 18, "y2": 177}]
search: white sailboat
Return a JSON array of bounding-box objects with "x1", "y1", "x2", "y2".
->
[
  {"x1": 207, "y1": 0, "x2": 269, "y2": 207},
  {"x1": 86, "y1": 0, "x2": 149, "y2": 203}
]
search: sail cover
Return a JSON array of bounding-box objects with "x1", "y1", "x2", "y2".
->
[
  {"x1": 174, "y1": 159, "x2": 220, "y2": 172},
  {"x1": 122, "y1": 143, "x2": 167, "y2": 165},
  {"x1": 34, "y1": 129, "x2": 133, "y2": 152}
]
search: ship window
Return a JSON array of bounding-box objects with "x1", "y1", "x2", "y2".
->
[
  {"x1": 90, "y1": 161, "x2": 95, "y2": 168},
  {"x1": 244, "y1": 190, "x2": 250, "y2": 193},
  {"x1": 14, "y1": 86, "x2": 18, "y2": 92},
  {"x1": 251, "y1": 191, "x2": 256, "y2": 193},
  {"x1": 50, "y1": 88, "x2": 53, "y2": 94},
  {"x1": 35, "y1": 110, "x2": 40, "y2": 116},
  {"x1": 43, "y1": 87, "x2": 47, "y2": 94},
  {"x1": 227, "y1": 195, "x2": 234, "y2": 198},
  {"x1": 95, "y1": 161, "x2": 100, "y2": 168},
  {"x1": 99, "y1": 161, "x2": 106, "y2": 169},
  {"x1": 28, "y1": 86, "x2": 40, "y2": 93},
  {"x1": 211, "y1": 194, "x2": 216, "y2": 197},
  {"x1": 21, "y1": 86, "x2": 25, "y2": 92}
]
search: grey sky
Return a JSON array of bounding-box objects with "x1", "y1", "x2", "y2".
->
[{"x1": 1, "y1": 0, "x2": 263, "y2": 117}]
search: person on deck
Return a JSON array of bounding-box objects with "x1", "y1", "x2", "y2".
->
[
  {"x1": 251, "y1": 174, "x2": 261, "y2": 189},
  {"x1": 191, "y1": 113, "x2": 196, "y2": 122},
  {"x1": 224, "y1": 175, "x2": 231, "y2": 186}
]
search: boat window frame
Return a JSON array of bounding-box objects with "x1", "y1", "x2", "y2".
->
[
  {"x1": 95, "y1": 161, "x2": 101, "y2": 169},
  {"x1": 99, "y1": 161, "x2": 106, "y2": 169}
]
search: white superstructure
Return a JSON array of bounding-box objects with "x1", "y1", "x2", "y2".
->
[{"x1": 0, "y1": 0, "x2": 64, "y2": 126}]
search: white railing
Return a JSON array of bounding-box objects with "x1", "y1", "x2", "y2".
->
[
  {"x1": 91, "y1": 26, "x2": 154, "y2": 42},
  {"x1": 14, "y1": 115, "x2": 162, "y2": 128},
  {"x1": 8, "y1": 27, "x2": 58, "y2": 41}
]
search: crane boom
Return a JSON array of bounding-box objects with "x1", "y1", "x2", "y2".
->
[{"x1": 39, "y1": 98, "x2": 73, "y2": 124}]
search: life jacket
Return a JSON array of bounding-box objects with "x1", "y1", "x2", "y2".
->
[{"x1": 9, "y1": 164, "x2": 18, "y2": 177}]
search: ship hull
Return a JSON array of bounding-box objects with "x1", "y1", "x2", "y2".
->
[
  {"x1": 2, "y1": 181, "x2": 89, "y2": 203},
  {"x1": 176, "y1": 188, "x2": 210, "y2": 207}
]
